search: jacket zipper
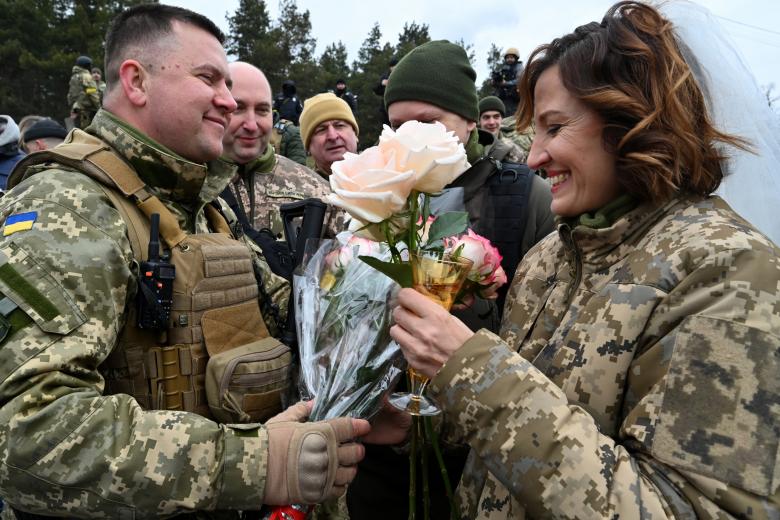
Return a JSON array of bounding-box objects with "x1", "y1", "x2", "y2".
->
[{"x1": 560, "y1": 224, "x2": 583, "y2": 307}]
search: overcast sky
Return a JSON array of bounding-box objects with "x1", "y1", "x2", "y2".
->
[{"x1": 171, "y1": 0, "x2": 779, "y2": 94}]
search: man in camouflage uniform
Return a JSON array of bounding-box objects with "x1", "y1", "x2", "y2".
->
[
  {"x1": 478, "y1": 95, "x2": 527, "y2": 163},
  {"x1": 270, "y1": 111, "x2": 307, "y2": 165},
  {"x1": 67, "y1": 55, "x2": 100, "y2": 129},
  {"x1": 222, "y1": 62, "x2": 344, "y2": 240},
  {"x1": 0, "y1": 5, "x2": 367, "y2": 518},
  {"x1": 299, "y1": 93, "x2": 359, "y2": 180},
  {"x1": 500, "y1": 114, "x2": 534, "y2": 166}
]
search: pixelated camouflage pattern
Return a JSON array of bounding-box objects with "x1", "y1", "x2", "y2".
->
[
  {"x1": 499, "y1": 115, "x2": 533, "y2": 163},
  {"x1": 0, "y1": 109, "x2": 278, "y2": 517},
  {"x1": 225, "y1": 148, "x2": 346, "y2": 240},
  {"x1": 430, "y1": 195, "x2": 780, "y2": 519},
  {"x1": 67, "y1": 65, "x2": 100, "y2": 129}
]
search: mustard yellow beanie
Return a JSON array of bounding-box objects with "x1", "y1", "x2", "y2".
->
[{"x1": 299, "y1": 93, "x2": 359, "y2": 149}]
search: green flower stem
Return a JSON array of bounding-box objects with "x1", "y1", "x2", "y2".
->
[
  {"x1": 422, "y1": 194, "x2": 431, "y2": 236},
  {"x1": 408, "y1": 190, "x2": 419, "y2": 255},
  {"x1": 382, "y1": 220, "x2": 402, "y2": 264},
  {"x1": 409, "y1": 415, "x2": 419, "y2": 520},
  {"x1": 421, "y1": 418, "x2": 430, "y2": 520},
  {"x1": 424, "y1": 416, "x2": 457, "y2": 520}
]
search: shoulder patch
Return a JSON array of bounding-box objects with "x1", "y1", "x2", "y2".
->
[{"x1": 3, "y1": 211, "x2": 37, "y2": 236}]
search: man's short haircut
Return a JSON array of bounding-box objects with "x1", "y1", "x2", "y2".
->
[{"x1": 104, "y1": 4, "x2": 225, "y2": 89}]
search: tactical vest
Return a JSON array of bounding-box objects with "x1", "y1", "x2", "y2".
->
[
  {"x1": 456, "y1": 141, "x2": 534, "y2": 311},
  {"x1": 10, "y1": 130, "x2": 291, "y2": 423}
]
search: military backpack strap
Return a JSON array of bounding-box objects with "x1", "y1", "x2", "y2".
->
[
  {"x1": 219, "y1": 186, "x2": 295, "y2": 281},
  {"x1": 486, "y1": 160, "x2": 534, "y2": 311},
  {"x1": 203, "y1": 204, "x2": 232, "y2": 235},
  {"x1": 8, "y1": 129, "x2": 187, "y2": 248}
]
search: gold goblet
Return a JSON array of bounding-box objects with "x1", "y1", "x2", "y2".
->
[{"x1": 389, "y1": 251, "x2": 473, "y2": 416}]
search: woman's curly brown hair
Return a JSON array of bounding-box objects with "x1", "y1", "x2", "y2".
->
[{"x1": 516, "y1": 1, "x2": 748, "y2": 201}]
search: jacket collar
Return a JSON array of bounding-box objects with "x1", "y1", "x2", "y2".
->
[
  {"x1": 556, "y1": 196, "x2": 682, "y2": 273},
  {"x1": 89, "y1": 109, "x2": 235, "y2": 205}
]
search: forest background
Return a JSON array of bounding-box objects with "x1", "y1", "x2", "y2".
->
[{"x1": 1, "y1": 0, "x2": 778, "y2": 149}]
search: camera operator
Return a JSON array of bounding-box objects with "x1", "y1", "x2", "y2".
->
[{"x1": 491, "y1": 47, "x2": 523, "y2": 115}]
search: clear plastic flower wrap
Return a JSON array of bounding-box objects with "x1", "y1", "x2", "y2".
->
[{"x1": 293, "y1": 231, "x2": 405, "y2": 421}]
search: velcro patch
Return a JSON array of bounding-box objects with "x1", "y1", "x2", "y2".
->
[{"x1": 3, "y1": 211, "x2": 37, "y2": 236}]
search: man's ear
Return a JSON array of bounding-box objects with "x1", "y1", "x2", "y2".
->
[
  {"x1": 118, "y1": 59, "x2": 150, "y2": 107},
  {"x1": 467, "y1": 120, "x2": 477, "y2": 133}
]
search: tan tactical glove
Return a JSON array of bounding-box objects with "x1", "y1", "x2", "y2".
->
[{"x1": 263, "y1": 401, "x2": 364, "y2": 505}]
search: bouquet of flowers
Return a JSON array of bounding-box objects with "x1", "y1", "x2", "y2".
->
[
  {"x1": 295, "y1": 233, "x2": 405, "y2": 421},
  {"x1": 267, "y1": 121, "x2": 508, "y2": 520}
]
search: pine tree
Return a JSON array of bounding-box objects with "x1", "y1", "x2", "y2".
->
[
  {"x1": 350, "y1": 22, "x2": 395, "y2": 148},
  {"x1": 226, "y1": 0, "x2": 273, "y2": 61},
  {"x1": 0, "y1": 0, "x2": 147, "y2": 123},
  {"x1": 478, "y1": 43, "x2": 503, "y2": 98},
  {"x1": 317, "y1": 42, "x2": 350, "y2": 94},
  {"x1": 395, "y1": 21, "x2": 430, "y2": 61},
  {"x1": 454, "y1": 38, "x2": 476, "y2": 66}
]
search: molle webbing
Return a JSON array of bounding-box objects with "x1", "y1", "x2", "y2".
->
[{"x1": 10, "y1": 129, "x2": 273, "y2": 417}]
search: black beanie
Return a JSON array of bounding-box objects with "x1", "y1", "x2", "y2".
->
[
  {"x1": 76, "y1": 55, "x2": 92, "y2": 69},
  {"x1": 384, "y1": 40, "x2": 479, "y2": 122},
  {"x1": 479, "y1": 96, "x2": 506, "y2": 117},
  {"x1": 23, "y1": 119, "x2": 68, "y2": 142}
]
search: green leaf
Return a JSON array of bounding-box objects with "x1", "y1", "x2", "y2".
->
[
  {"x1": 426, "y1": 211, "x2": 469, "y2": 244},
  {"x1": 359, "y1": 256, "x2": 413, "y2": 288}
]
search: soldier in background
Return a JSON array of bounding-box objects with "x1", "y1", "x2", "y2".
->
[
  {"x1": 67, "y1": 55, "x2": 100, "y2": 129},
  {"x1": 0, "y1": 5, "x2": 367, "y2": 517},
  {"x1": 222, "y1": 62, "x2": 343, "y2": 239},
  {"x1": 478, "y1": 95, "x2": 528, "y2": 162},
  {"x1": 331, "y1": 78, "x2": 357, "y2": 112},
  {"x1": 270, "y1": 110, "x2": 307, "y2": 165},
  {"x1": 273, "y1": 79, "x2": 303, "y2": 126},
  {"x1": 16, "y1": 115, "x2": 45, "y2": 152},
  {"x1": 299, "y1": 93, "x2": 359, "y2": 179},
  {"x1": 0, "y1": 115, "x2": 26, "y2": 190},
  {"x1": 91, "y1": 66, "x2": 107, "y2": 103},
  {"x1": 20, "y1": 118, "x2": 68, "y2": 152},
  {"x1": 491, "y1": 47, "x2": 523, "y2": 115}
]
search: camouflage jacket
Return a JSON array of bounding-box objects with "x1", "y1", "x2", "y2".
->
[
  {"x1": 499, "y1": 115, "x2": 533, "y2": 163},
  {"x1": 270, "y1": 119, "x2": 307, "y2": 166},
  {"x1": 0, "y1": 110, "x2": 284, "y2": 517},
  {"x1": 67, "y1": 65, "x2": 100, "y2": 113},
  {"x1": 224, "y1": 148, "x2": 345, "y2": 240},
  {"x1": 430, "y1": 195, "x2": 780, "y2": 519}
]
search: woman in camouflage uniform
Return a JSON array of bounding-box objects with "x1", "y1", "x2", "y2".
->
[{"x1": 387, "y1": 2, "x2": 780, "y2": 518}]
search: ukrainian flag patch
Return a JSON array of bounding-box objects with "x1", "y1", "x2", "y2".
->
[{"x1": 3, "y1": 211, "x2": 37, "y2": 236}]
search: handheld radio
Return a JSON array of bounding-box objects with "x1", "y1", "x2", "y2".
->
[{"x1": 136, "y1": 213, "x2": 175, "y2": 329}]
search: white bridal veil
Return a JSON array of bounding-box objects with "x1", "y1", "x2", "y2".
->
[{"x1": 662, "y1": 1, "x2": 780, "y2": 245}]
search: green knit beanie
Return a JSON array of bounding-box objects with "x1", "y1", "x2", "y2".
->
[
  {"x1": 384, "y1": 40, "x2": 479, "y2": 122},
  {"x1": 479, "y1": 96, "x2": 506, "y2": 117}
]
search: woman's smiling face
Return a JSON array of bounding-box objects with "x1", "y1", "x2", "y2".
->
[{"x1": 527, "y1": 65, "x2": 622, "y2": 217}]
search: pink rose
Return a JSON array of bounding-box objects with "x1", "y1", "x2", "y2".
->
[
  {"x1": 324, "y1": 235, "x2": 382, "y2": 274},
  {"x1": 445, "y1": 229, "x2": 506, "y2": 289},
  {"x1": 478, "y1": 265, "x2": 508, "y2": 300}
]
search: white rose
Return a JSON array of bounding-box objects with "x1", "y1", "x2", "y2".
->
[
  {"x1": 378, "y1": 121, "x2": 470, "y2": 194},
  {"x1": 326, "y1": 146, "x2": 417, "y2": 223}
]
